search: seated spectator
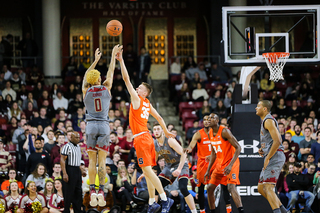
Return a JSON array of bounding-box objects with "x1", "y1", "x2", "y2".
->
[
  {"x1": 192, "y1": 82, "x2": 209, "y2": 101},
  {"x1": 208, "y1": 90, "x2": 221, "y2": 111},
  {"x1": 299, "y1": 82, "x2": 311, "y2": 100},
  {"x1": 114, "y1": 110, "x2": 126, "y2": 126},
  {"x1": 311, "y1": 131, "x2": 320, "y2": 164},
  {"x1": 72, "y1": 107, "x2": 85, "y2": 132},
  {"x1": 118, "y1": 100, "x2": 128, "y2": 119},
  {"x1": 302, "y1": 156, "x2": 316, "y2": 174},
  {"x1": 286, "y1": 120, "x2": 300, "y2": 136},
  {"x1": 41, "y1": 126, "x2": 54, "y2": 144},
  {"x1": 53, "y1": 91, "x2": 68, "y2": 112},
  {"x1": 188, "y1": 72, "x2": 202, "y2": 91},
  {"x1": 260, "y1": 72, "x2": 275, "y2": 92},
  {"x1": 114, "y1": 166, "x2": 137, "y2": 211},
  {"x1": 287, "y1": 100, "x2": 302, "y2": 123},
  {"x1": 108, "y1": 153, "x2": 121, "y2": 175},
  {"x1": 12, "y1": 118, "x2": 27, "y2": 145},
  {"x1": 197, "y1": 100, "x2": 211, "y2": 120},
  {"x1": 288, "y1": 152, "x2": 297, "y2": 164},
  {"x1": 286, "y1": 162, "x2": 315, "y2": 212},
  {"x1": 291, "y1": 125, "x2": 305, "y2": 145},
  {"x1": 283, "y1": 140, "x2": 293, "y2": 162},
  {"x1": 22, "y1": 92, "x2": 38, "y2": 110},
  {"x1": 7, "y1": 116, "x2": 18, "y2": 141},
  {"x1": 7, "y1": 101, "x2": 22, "y2": 120},
  {"x1": 23, "y1": 101, "x2": 35, "y2": 121},
  {"x1": 214, "y1": 100, "x2": 228, "y2": 118},
  {"x1": 50, "y1": 134, "x2": 66, "y2": 164},
  {"x1": 43, "y1": 130, "x2": 56, "y2": 153},
  {"x1": 10, "y1": 72, "x2": 22, "y2": 92},
  {"x1": 165, "y1": 178, "x2": 186, "y2": 213},
  {"x1": 54, "y1": 109, "x2": 67, "y2": 130},
  {"x1": 30, "y1": 107, "x2": 51, "y2": 129},
  {"x1": 37, "y1": 90, "x2": 53, "y2": 108},
  {"x1": 210, "y1": 62, "x2": 232, "y2": 83},
  {"x1": 275, "y1": 98, "x2": 287, "y2": 119},
  {"x1": 62, "y1": 56, "x2": 78, "y2": 78},
  {"x1": 305, "y1": 163, "x2": 316, "y2": 192},
  {"x1": 5, "y1": 181, "x2": 22, "y2": 212},
  {"x1": 65, "y1": 83, "x2": 77, "y2": 101},
  {"x1": 49, "y1": 179, "x2": 65, "y2": 212},
  {"x1": 51, "y1": 163, "x2": 61, "y2": 180},
  {"x1": 42, "y1": 99, "x2": 55, "y2": 120},
  {"x1": 250, "y1": 73, "x2": 260, "y2": 89},
  {"x1": 26, "y1": 138, "x2": 51, "y2": 176},
  {"x1": 186, "y1": 120, "x2": 201, "y2": 141},
  {"x1": 278, "y1": 123, "x2": 286, "y2": 141},
  {"x1": 4, "y1": 94, "x2": 13, "y2": 109},
  {"x1": 2, "y1": 81, "x2": 16, "y2": 101},
  {"x1": 182, "y1": 56, "x2": 197, "y2": 72},
  {"x1": 27, "y1": 65, "x2": 44, "y2": 86},
  {"x1": 18, "y1": 181, "x2": 48, "y2": 213},
  {"x1": 113, "y1": 84, "x2": 129, "y2": 103},
  {"x1": 33, "y1": 82, "x2": 43, "y2": 101},
  {"x1": 77, "y1": 120, "x2": 86, "y2": 140},
  {"x1": 300, "y1": 127, "x2": 316, "y2": 161},
  {"x1": 1, "y1": 169, "x2": 24, "y2": 195},
  {"x1": 277, "y1": 164, "x2": 289, "y2": 208},
  {"x1": 67, "y1": 93, "x2": 84, "y2": 114},
  {"x1": 26, "y1": 163, "x2": 49, "y2": 192},
  {"x1": 170, "y1": 57, "x2": 181, "y2": 74},
  {"x1": 0, "y1": 95, "x2": 7, "y2": 114},
  {"x1": 16, "y1": 83, "x2": 28, "y2": 102},
  {"x1": 0, "y1": 137, "x2": 13, "y2": 173},
  {"x1": 177, "y1": 82, "x2": 191, "y2": 109},
  {"x1": 224, "y1": 90, "x2": 232, "y2": 110},
  {"x1": 43, "y1": 178, "x2": 54, "y2": 206}
]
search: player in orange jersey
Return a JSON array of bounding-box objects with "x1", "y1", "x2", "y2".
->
[
  {"x1": 116, "y1": 48, "x2": 174, "y2": 213},
  {"x1": 204, "y1": 113, "x2": 244, "y2": 213},
  {"x1": 186, "y1": 114, "x2": 233, "y2": 213}
]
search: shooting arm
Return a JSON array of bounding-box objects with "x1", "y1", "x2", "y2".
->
[
  {"x1": 221, "y1": 128, "x2": 241, "y2": 168},
  {"x1": 168, "y1": 138, "x2": 186, "y2": 171},
  {"x1": 264, "y1": 119, "x2": 282, "y2": 160},
  {"x1": 103, "y1": 45, "x2": 121, "y2": 90},
  {"x1": 82, "y1": 48, "x2": 102, "y2": 93}
]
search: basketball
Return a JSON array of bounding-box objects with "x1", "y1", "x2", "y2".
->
[{"x1": 106, "y1": 20, "x2": 122, "y2": 36}]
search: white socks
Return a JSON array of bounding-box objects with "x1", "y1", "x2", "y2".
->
[
  {"x1": 159, "y1": 193, "x2": 167, "y2": 201},
  {"x1": 148, "y1": 198, "x2": 155, "y2": 205},
  {"x1": 191, "y1": 209, "x2": 197, "y2": 213}
]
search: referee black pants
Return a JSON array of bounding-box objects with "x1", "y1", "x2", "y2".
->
[{"x1": 63, "y1": 165, "x2": 83, "y2": 213}]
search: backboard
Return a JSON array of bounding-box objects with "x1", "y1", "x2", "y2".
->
[{"x1": 221, "y1": 5, "x2": 320, "y2": 66}]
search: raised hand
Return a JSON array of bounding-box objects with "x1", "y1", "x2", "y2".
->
[{"x1": 94, "y1": 48, "x2": 102, "y2": 62}]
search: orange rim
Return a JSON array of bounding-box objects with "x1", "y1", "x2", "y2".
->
[{"x1": 262, "y1": 52, "x2": 290, "y2": 63}]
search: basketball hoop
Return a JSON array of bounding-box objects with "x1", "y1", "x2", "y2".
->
[{"x1": 262, "y1": 52, "x2": 290, "y2": 82}]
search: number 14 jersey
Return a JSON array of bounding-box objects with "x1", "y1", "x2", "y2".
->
[{"x1": 129, "y1": 96, "x2": 150, "y2": 135}]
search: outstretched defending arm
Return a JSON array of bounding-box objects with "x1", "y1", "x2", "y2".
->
[
  {"x1": 150, "y1": 105, "x2": 175, "y2": 139},
  {"x1": 82, "y1": 48, "x2": 102, "y2": 96},
  {"x1": 221, "y1": 128, "x2": 241, "y2": 175},
  {"x1": 103, "y1": 45, "x2": 122, "y2": 90},
  {"x1": 116, "y1": 49, "x2": 140, "y2": 108},
  {"x1": 186, "y1": 131, "x2": 201, "y2": 153}
]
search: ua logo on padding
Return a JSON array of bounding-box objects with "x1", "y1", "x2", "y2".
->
[{"x1": 238, "y1": 140, "x2": 260, "y2": 153}]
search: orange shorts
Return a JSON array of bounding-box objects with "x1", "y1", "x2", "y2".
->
[
  {"x1": 209, "y1": 160, "x2": 240, "y2": 186},
  {"x1": 133, "y1": 133, "x2": 156, "y2": 167},
  {"x1": 197, "y1": 158, "x2": 214, "y2": 186}
]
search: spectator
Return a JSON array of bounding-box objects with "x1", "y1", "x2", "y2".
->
[
  {"x1": 18, "y1": 181, "x2": 48, "y2": 213},
  {"x1": 197, "y1": 100, "x2": 211, "y2": 120},
  {"x1": 12, "y1": 118, "x2": 27, "y2": 145},
  {"x1": 224, "y1": 90, "x2": 232, "y2": 110},
  {"x1": 286, "y1": 162, "x2": 315, "y2": 212},
  {"x1": 51, "y1": 163, "x2": 61, "y2": 180},
  {"x1": 208, "y1": 90, "x2": 221, "y2": 111},
  {"x1": 43, "y1": 130, "x2": 56, "y2": 153},
  {"x1": 54, "y1": 109, "x2": 67, "y2": 130},
  {"x1": 22, "y1": 92, "x2": 38, "y2": 110},
  {"x1": 214, "y1": 100, "x2": 228, "y2": 119},
  {"x1": 283, "y1": 140, "x2": 293, "y2": 162},
  {"x1": 250, "y1": 73, "x2": 260, "y2": 89},
  {"x1": 288, "y1": 152, "x2": 297, "y2": 164},
  {"x1": 42, "y1": 99, "x2": 55, "y2": 120},
  {"x1": 291, "y1": 125, "x2": 305, "y2": 145},
  {"x1": 3, "y1": 65, "x2": 12, "y2": 82},
  {"x1": 136, "y1": 46, "x2": 151, "y2": 86},
  {"x1": 210, "y1": 62, "x2": 232, "y2": 83},
  {"x1": 197, "y1": 63, "x2": 208, "y2": 81},
  {"x1": 7, "y1": 101, "x2": 22, "y2": 120},
  {"x1": 174, "y1": 73, "x2": 188, "y2": 92},
  {"x1": 165, "y1": 178, "x2": 186, "y2": 213},
  {"x1": 25, "y1": 163, "x2": 49, "y2": 192},
  {"x1": 10, "y1": 72, "x2": 22, "y2": 92},
  {"x1": 68, "y1": 93, "x2": 84, "y2": 114},
  {"x1": 176, "y1": 82, "x2": 191, "y2": 110},
  {"x1": 170, "y1": 57, "x2": 181, "y2": 74},
  {"x1": 53, "y1": 91, "x2": 68, "y2": 111},
  {"x1": 16, "y1": 83, "x2": 28, "y2": 102},
  {"x1": 302, "y1": 155, "x2": 316, "y2": 174},
  {"x1": 311, "y1": 131, "x2": 320, "y2": 164},
  {"x1": 112, "y1": 73, "x2": 126, "y2": 92},
  {"x1": 51, "y1": 83, "x2": 59, "y2": 100},
  {"x1": 17, "y1": 68, "x2": 26, "y2": 83},
  {"x1": 108, "y1": 131, "x2": 125, "y2": 161},
  {"x1": 30, "y1": 107, "x2": 51, "y2": 129},
  {"x1": 300, "y1": 127, "x2": 317, "y2": 161},
  {"x1": 27, "y1": 65, "x2": 44, "y2": 86},
  {"x1": 23, "y1": 101, "x2": 37, "y2": 121},
  {"x1": 275, "y1": 98, "x2": 287, "y2": 119},
  {"x1": 182, "y1": 56, "x2": 197, "y2": 72},
  {"x1": 65, "y1": 83, "x2": 77, "y2": 101},
  {"x1": 2, "y1": 81, "x2": 16, "y2": 101},
  {"x1": 114, "y1": 166, "x2": 137, "y2": 212},
  {"x1": 286, "y1": 120, "x2": 299, "y2": 136},
  {"x1": 279, "y1": 123, "x2": 286, "y2": 141},
  {"x1": 71, "y1": 107, "x2": 85, "y2": 132},
  {"x1": 120, "y1": 128, "x2": 134, "y2": 165},
  {"x1": 50, "y1": 134, "x2": 66, "y2": 164},
  {"x1": 7, "y1": 116, "x2": 18, "y2": 141},
  {"x1": 118, "y1": 100, "x2": 128, "y2": 119},
  {"x1": 77, "y1": 120, "x2": 86, "y2": 140},
  {"x1": 17, "y1": 128, "x2": 30, "y2": 173},
  {"x1": 299, "y1": 82, "x2": 311, "y2": 101},
  {"x1": 192, "y1": 83, "x2": 209, "y2": 101},
  {"x1": 17, "y1": 32, "x2": 38, "y2": 68},
  {"x1": 0, "y1": 139, "x2": 12, "y2": 172},
  {"x1": 287, "y1": 100, "x2": 302, "y2": 123},
  {"x1": 33, "y1": 82, "x2": 44, "y2": 100},
  {"x1": 113, "y1": 84, "x2": 129, "y2": 103},
  {"x1": 37, "y1": 90, "x2": 53, "y2": 108},
  {"x1": 186, "y1": 120, "x2": 201, "y2": 141},
  {"x1": 123, "y1": 43, "x2": 138, "y2": 78},
  {"x1": 62, "y1": 56, "x2": 78, "y2": 78},
  {"x1": 260, "y1": 72, "x2": 275, "y2": 92},
  {"x1": 26, "y1": 138, "x2": 51, "y2": 176},
  {"x1": 305, "y1": 163, "x2": 316, "y2": 192}
]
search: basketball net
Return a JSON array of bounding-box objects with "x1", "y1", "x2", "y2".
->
[{"x1": 262, "y1": 52, "x2": 290, "y2": 82}]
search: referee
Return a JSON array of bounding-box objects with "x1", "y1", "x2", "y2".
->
[{"x1": 61, "y1": 131, "x2": 83, "y2": 213}]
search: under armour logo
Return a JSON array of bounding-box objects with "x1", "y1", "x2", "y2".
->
[{"x1": 238, "y1": 140, "x2": 260, "y2": 153}]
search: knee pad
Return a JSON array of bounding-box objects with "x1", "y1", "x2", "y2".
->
[
  {"x1": 179, "y1": 178, "x2": 190, "y2": 197},
  {"x1": 159, "y1": 176, "x2": 171, "y2": 188}
]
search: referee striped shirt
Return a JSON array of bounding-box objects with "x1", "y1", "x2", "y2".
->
[{"x1": 61, "y1": 142, "x2": 81, "y2": 166}]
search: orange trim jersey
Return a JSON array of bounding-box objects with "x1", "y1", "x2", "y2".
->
[
  {"x1": 197, "y1": 128, "x2": 212, "y2": 159},
  {"x1": 129, "y1": 96, "x2": 150, "y2": 135}
]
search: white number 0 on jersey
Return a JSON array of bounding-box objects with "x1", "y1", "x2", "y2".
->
[{"x1": 141, "y1": 106, "x2": 150, "y2": 119}]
